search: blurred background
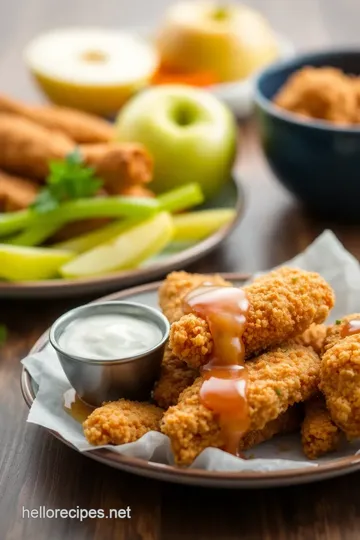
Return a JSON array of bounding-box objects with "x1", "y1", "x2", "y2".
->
[{"x1": 1, "y1": 0, "x2": 357, "y2": 99}]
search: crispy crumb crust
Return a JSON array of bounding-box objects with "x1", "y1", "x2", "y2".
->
[
  {"x1": 301, "y1": 395, "x2": 341, "y2": 459},
  {"x1": 323, "y1": 313, "x2": 360, "y2": 353},
  {"x1": 293, "y1": 323, "x2": 328, "y2": 355},
  {"x1": 169, "y1": 268, "x2": 334, "y2": 368},
  {"x1": 158, "y1": 271, "x2": 231, "y2": 324},
  {"x1": 320, "y1": 334, "x2": 360, "y2": 438},
  {"x1": 161, "y1": 343, "x2": 320, "y2": 465},
  {"x1": 153, "y1": 347, "x2": 198, "y2": 409},
  {"x1": 83, "y1": 400, "x2": 163, "y2": 446}
]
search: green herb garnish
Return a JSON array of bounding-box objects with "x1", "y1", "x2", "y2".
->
[
  {"x1": 335, "y1": 319, "x2": 342, "y2": 325},
  {"x1": 0, "y1": 324, "x2": 8, "y2": 345},
  {"x1": 291, "y1": 277, "x2": 298, "y2": 283},
  {"x1": 32, "y1": 150, "x2": 103, "y2": 213},
  {"x1": 275, "y1": 388, "x2": 282, "y2": 397}
]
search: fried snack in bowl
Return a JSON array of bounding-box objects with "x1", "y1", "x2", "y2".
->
[{"x1": 301, "y1": 394, "x2": 341, "y2": 459}]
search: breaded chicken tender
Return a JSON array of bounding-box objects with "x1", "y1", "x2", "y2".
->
[
  {"x1": 83, "y1": 399, "x2": 163, "y2": 446},
  {"x1": 301, "y1": 395, "x2": 341, "y2": 459},
  {"x1": 159, "y1": 271, "x2": 232, "y2": 323},
  {"x1": 0, "y1": 114, "x2": 153, "y2": 192},
  {"x1": 274, "y1": 67, "x2": 358, "y2": 125},
  {"x1": 0, "y1": 94, "x2": 114, "y2": 143},
  {"x1": 323, "y1": 314, "x2": 360, "y2": 353},
  {"x1": 169, "y1": 268, "x2": 334, "y2": 369},
  {"x1": 239, "y1": 406, "x2": 302, "y2": 452},
  {"x1": 0, "y1": 113, "x2": 73, "y2": 179},
  {"x1": 293, "y1": 323, "x2": 327, "y2": 355},
  {"x1": 153, "y1": 347, "x2": 198, "y2": 409},
  {"x1": 320, "y1": 334, "x2": 360, "y2": 439},
  {"x1": 0, "y1": 170, "x2": 39, "y2": 211},
  {"x1": 80, "y1": 142, "x2": 153, "y2": 194},
  {"x1": 161, "y1": 343, "x2": 320, "y2": 465}
]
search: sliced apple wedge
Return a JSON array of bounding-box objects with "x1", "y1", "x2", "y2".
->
[
  {"x1": 60, "y1": 212, "x2": 173, "y2": 278},
  {"x1": 173, "y1": 208, "x2": 236, "y2": 241},
  {"x1": 0, "y1": 244, "x2": 73, "y2": 281}
]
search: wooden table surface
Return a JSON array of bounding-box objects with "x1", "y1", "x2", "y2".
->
[{"x1": 1, "y1": 0, "x2": 360, "y2": 539}]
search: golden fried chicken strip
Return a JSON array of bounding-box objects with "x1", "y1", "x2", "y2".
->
[
  {"x1": 293, "y1": 323, "x2": 327, "y2": 355},
  {"x1": 320, "y1": 334, "x2": 360, "y2": 439},
  {"x1": 153, "y1": 346, "x2": 198, "y2": 409},
  {"x1": 169, "y1": 268, "x2": 334, "y2": 368},
  {"x1": 239, "y1": 406, "x2": 302, "y2": 452},
  {"x1": 162, "y1": 343, "x2": 320, "y2": 465},
  {"x1": 0, "y1": 170, "x2": 38, "y2": 211},
  {"x1": 80, "y1": 142, "x2": 153, "y2": 194},
  {"x1": 274, "y1": 67, "x2": 358, "y2": 125},
  {"x1": 323, "y1": 314, "x2": 360, "y2": 353},
  {"x1": 0, "y1": 94, "x2": 114, "y2": 143},
  {"x1": 0, "y1": 113, "x2": 73, "y2": 179},
  {"x1": 83, "y1": 400, "x2": 163, "y2": 446},
  {"x1": 159, "y1": 271, "x2": 232, "y2": 323},
  {"x1": 301, "y1": 395, "x2": 341, "y2": 459},
  {"x1": 0, "y1": 114, "x2": 153, "y2": 192}
]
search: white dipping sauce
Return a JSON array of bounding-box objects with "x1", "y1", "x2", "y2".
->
[{"x1": 59, "y1": 314, "x2": 163, "y2": 360}]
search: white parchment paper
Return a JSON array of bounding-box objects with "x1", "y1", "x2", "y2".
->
[{"x1": 21, "y1": 230, "x2": 360, "y2": 471}]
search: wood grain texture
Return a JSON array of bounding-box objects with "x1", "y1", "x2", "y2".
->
[{"x1": 1, "y1": 0, "x2": 360, "y2": 539}]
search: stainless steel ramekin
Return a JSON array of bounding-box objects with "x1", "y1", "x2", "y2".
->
[{"x1": 49, "y1": 301, "x2": 169, "y2": 406}]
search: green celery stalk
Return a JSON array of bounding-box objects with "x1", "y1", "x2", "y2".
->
[
  {"x1": 0, "y1": 210, "x2": 32, "y2": 237},
  {"x1": 9, "y1": 219, "x2": 64, "y2": 247},
  {"x1": 157, "y1": 184, "x2": 204, "y2": 213}
]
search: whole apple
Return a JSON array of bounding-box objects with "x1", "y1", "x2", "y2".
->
[{"x1": 115, "y1": 85, "x2": 237, "y2": 199}]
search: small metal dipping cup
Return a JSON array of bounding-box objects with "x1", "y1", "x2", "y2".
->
[{"x1": 49, "y1": 301, "x2": 170, "y2": 406}]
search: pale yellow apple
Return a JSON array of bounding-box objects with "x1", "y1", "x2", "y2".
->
[
  {"x1": 156, "y1": 2, "x2": 279, "y2": 82},
  {"x1": 24, "y1": 28, "x2": 159, "y2": 116}
]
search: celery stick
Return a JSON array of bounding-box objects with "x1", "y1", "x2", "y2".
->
[
  {"x1": 173, "y1": 209, "x2": 236, "y2": 241},
  {"x1": 0, "y1": 196, "x2": 158, "y2": 239},
  {"x1": 60, "y1": 212, "x2": 173, "y2": 278},
  {"x1": 54, "y1": 219, "x2": 138, "y2": 254},
  {"x1": 9, "y1": 219, "x2": 64, "y2": 247},
  {"x1": 0, "y1": 210, "x2": 32, "y2": 237},
  {"x1": 157, "y1": 184, "x2": 204, "y2": 213},
  {"x1": 0, "y1": 244, "x2": 73, "y2": 281}
]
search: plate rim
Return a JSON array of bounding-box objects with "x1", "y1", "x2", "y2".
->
[
  {"x1": 0, "y1": 177, "x2": 244, "y2": 298},
  {"x1": 20, "y1": 273, "x2": 360, "y2": 487}
]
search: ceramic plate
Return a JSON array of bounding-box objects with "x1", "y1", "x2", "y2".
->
[
  {"x1": 0, "y1": 176, "x2": 243, "y2": 299},
  {"x1": 21, "y1": 275, "x2": 360, "y2": 488}
]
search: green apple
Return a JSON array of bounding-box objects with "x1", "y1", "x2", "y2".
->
[
  {"x1": 115, "y1": 85, "x2": 237, "y2": 199},
  {"x1": 156, "y1": 1, "x2": 279, "y2": 82}
]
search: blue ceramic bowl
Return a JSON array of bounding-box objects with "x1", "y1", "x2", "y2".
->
[{"x1": 254, "y1": 50, "x2": 360, "y2": 221}]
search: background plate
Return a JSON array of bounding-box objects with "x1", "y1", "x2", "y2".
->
[
  {"x1": 21, "y1": 275, "x2": 360, "y2": 488},
  {"x1": 0, "y1": 176, "x2": 244, "y2": 298}
]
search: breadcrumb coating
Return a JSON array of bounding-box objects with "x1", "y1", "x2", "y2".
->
[
  {"x1": 274, "y1": 67, "x2": 359, "y2": 125},
  {"x1": 293, "y1": 323, "x2": 328, "y2": 355},
  {"x1": 161, "y1": 343, "x2": 320, "y2": 465},
  {"x1": 83, "y1": 400, "x2": 163, "y2": 446},
  {"x1": 320, "y1": 334, "x2": 360, "y2": 439},
  {"x1": 239, "y1": 406, "x2": 302, "y2": 451},
  {"x1": 169, "y1": 268, "x2": 334, "y2": 368},
  {"x1": 159, "y1": 271, "x2": 231, "y2": 324},
  {"x1": 153, "y1": 347, "x2": 198, "y2": 409},
  {"x1": 301, "y1": 395, "x2": 341, "y2": 459},
  {"x1": 323, "y1": 314, "x2": 360, "y2": 353}
]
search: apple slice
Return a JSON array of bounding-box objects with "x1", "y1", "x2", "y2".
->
[
  {"x1": 60, "y1": 212, "x2": 173, "y2": 278},
  {"x1": 173, "y1": 208, "x2": 235, "y2": 241},
  {"x1": 0, "y1": 244, "x2": 73, "y2": 281}
]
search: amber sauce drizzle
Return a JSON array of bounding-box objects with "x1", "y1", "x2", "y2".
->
[
  {"x1": 341, "y1": 319, "x2": 360, "y2": 338},
  {"x1": 63, "y1": 388, "x2": 94, "y2": 423},
  {"x1": 183, "y1": 286, "x2": 250, "y2": 455}
]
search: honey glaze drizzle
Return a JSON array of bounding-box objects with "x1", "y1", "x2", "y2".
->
[
  {"x1": 63, "y1": 388, "x2": 95, "y2": 424},
  {"x1": 341, "y1": 319, "x2": 360, "y2": 338},
  {"x1": 183, "y1": 286, "x2": 250, "y2": 455}
]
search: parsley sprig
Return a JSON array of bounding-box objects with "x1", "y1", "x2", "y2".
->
[{"x1": 32, "y1": 150, "x2": 103, "y2": 213}]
